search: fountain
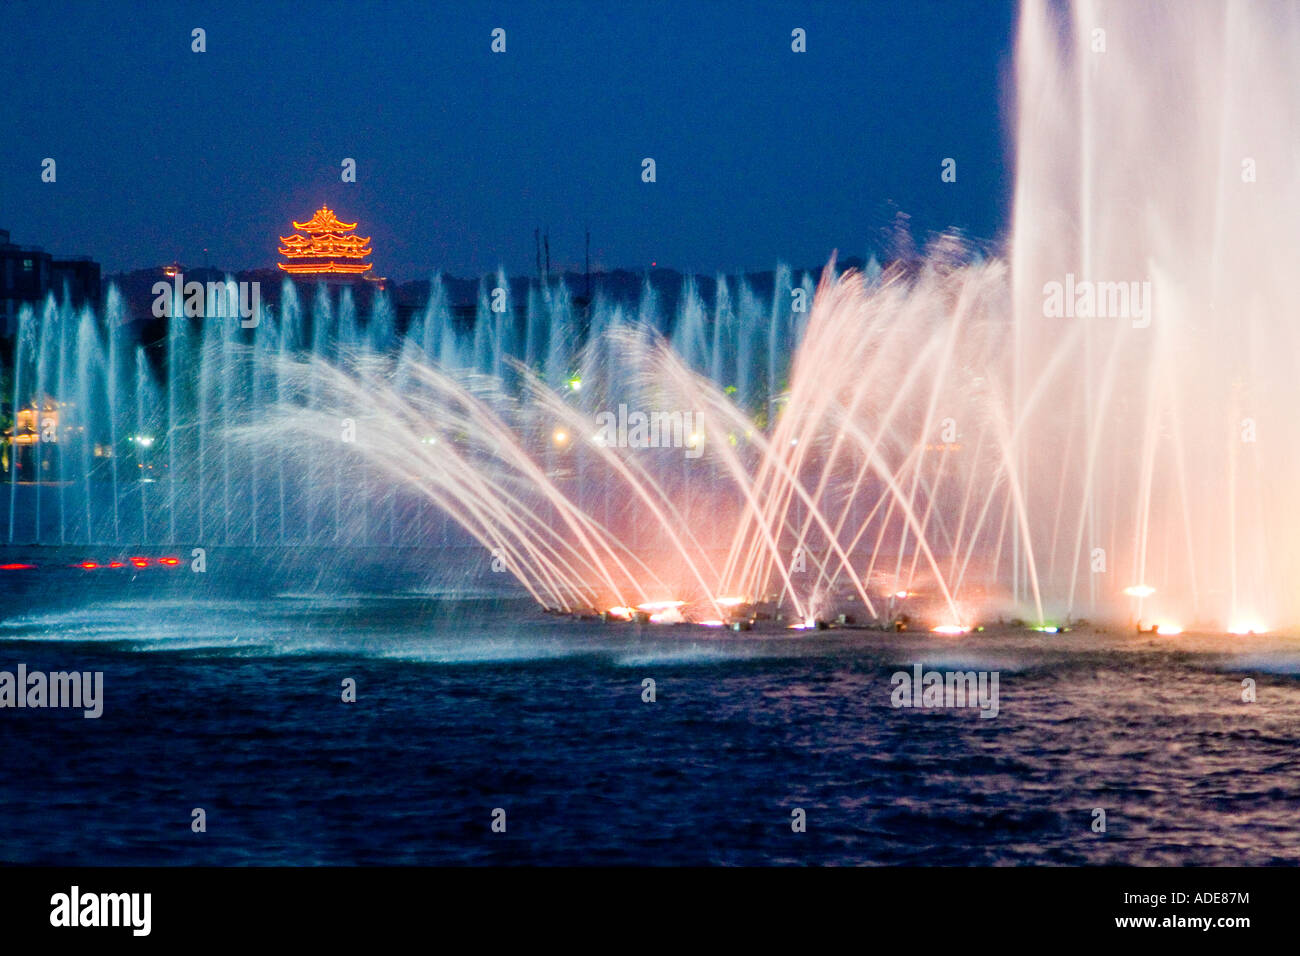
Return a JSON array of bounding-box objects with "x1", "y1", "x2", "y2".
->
[{"x1": 3, "y1": 0, "x2": 1298, "y2": 634}]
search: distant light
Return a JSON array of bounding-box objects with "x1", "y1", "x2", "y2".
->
[
  {"x1": 699, "y1": 620, "x2": 725, "y2": 627},
  {"x1": 637, "y1": 600, "x2": 685, "y2": 612},
  {"x1": 1228, "y1": 621, "x2": 1267, "y2": 635},
  {"x1": 931, "y1": 624, "x2": 970, "y2": 635},
  {"x1": 159, "y1": 557, "x2": 181, "y2": 566},
  {"x1": 1154, "y1": 623, "x2": 1182, "y2": 635},
  {"x1": 108, "y1": 561, "x2": 125, "y2": 568},
  {"x1": 605, "y1": 606, "x2": 634, "y2": 621},
  {"x1": 78, "y1": 561, "x2": 99, "y2": 570},
  {"x1": 1123, "y1": 584, "x2": 1156, "y2": 598},
  {"x1": 1032, "y1": 625, "x2": 1059, "y2": 633},
  {"x1": 0, "y1": 563, "x2": 35, "y2": 570},
  {"x1": 130, "y1": 556, "x2": 149, "y2": 568},
  {"x1": 649, "y1": 607, "x2": 685, "y2": 624},
  {"x1": 553, "y1": 428, "x2": 569, "y2": 446},
  {"x1": 566, "y1": 374, "x2": 582, "y2": 392},
  {"x1": 894, "y1": 590, "x2": 909, "y2": 599},
  {"x1": 716, "y1": 596, "x2": 746, "y2": 607}
]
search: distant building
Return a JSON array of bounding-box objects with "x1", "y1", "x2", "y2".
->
[
  {"x1": 0, "y1": 227, "x2": 101, "y2": 337},
  {"x1": 277, "y1": 206, "x2": 386, "y2": 290}
]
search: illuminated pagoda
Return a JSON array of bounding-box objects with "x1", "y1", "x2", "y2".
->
[{"x1": 277, "y1": 205, "x2": 376, "y2": 277}]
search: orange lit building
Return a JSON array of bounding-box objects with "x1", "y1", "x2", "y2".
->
[{"x1": 278, "y1": 207, "x2": 385, "y2": 287}]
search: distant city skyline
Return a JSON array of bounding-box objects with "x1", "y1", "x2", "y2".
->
[{"x1": 0, "y1": 1, "x2": 1014, "y2": 283}]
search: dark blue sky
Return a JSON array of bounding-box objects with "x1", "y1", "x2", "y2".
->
[{"x1": 1, "y1": 0, "x2": 1016, "y2": 281}]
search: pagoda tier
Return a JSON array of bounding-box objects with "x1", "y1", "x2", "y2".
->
[{"x1": 278, "y1": 205, "x2": 373, "y2": 275}]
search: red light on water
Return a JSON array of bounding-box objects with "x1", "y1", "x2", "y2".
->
[
  {"x1": 108, "y1": 561, "x2": 125, "y2": 568},
  {"x1": 159, "y1": 557, "x2": 180, "y2": 566},
  {"x1": 0, "y1": 563, "x2": 35, "y2": 570},
  {"x1": 130, "y1": 556, "x2": 149, "y2": 568},
  {"x1": 78, "y1": 561, "x2": 100, "y2": 570}
]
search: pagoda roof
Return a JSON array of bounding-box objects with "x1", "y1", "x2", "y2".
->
[{"x1": 291, "y1": 205, "x2": 359, "y2": 234}]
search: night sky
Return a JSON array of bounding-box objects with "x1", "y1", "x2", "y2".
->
[{"x1": 1, "y1": 0, "x2": 1016, "y2": 281}]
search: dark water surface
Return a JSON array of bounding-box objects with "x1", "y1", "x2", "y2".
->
[{"x1": 2, "y1": 586, "x2": 1298, "y2": 865}]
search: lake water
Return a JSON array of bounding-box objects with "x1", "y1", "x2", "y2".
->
[{"x1": 2, "y1": 580, "x2": 1298, "y2": 865}]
